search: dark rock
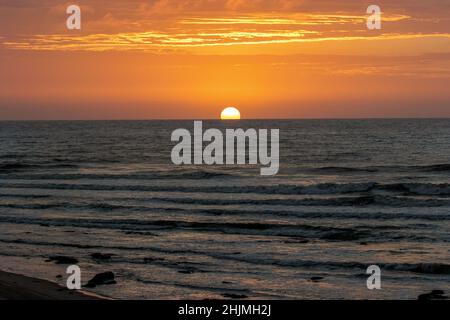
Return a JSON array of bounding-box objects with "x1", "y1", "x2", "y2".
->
[
  {"x1": 310, "y1": 276, "x2": 324, "y2": 282},
  {"x1": 56, "y1": 275, "x2": 63, "y2": 279},
  {"x1": 222, "y1": 281, "x2": 233, "y2": 284},
  {"x1": 125, "y1": 231, "x2": 158, "y2": 236},
  {"x1": 90, "y1": 253, "x2": 114, "y2": 260},
  {"x1": 178, "y1": 270, "x2": 194, "y2": 274},
  {"x1": 222, "y1": 293, "x2": 248, "y2": 299},
  {"x1": 85, "y1": 272, "x2": 116, "y2": 288},
  {"x1": 411, "y1": 263, "x2": 450, "y2": 275},
  {"x1": 360, "y1": 242, "x2": 368, "y2": 246},
  {"x1": 322, "y1": 231, "x2": 363, "y2": 241},
  {"x1": 143, "y1": 257, "x2": 164, "y2": 263},
  {"x1": 418, "y1": 290, "x2": 448, "y2": 300},
  {"x1": 431, "y1": 290, "x2": 445, "y2": 295},
  {"x1": 47, "y1": 256, "x2": 79, "y2": 264},
  {"x1": 284, "y1": 239, "x2": 309, "y2": 244}
]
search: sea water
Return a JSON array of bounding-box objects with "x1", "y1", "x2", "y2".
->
[{"x1": 0, "y1": 119, "x2": 449, "y2": 299}]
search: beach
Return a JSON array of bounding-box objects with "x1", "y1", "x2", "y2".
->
[{"x1": 0, "y1": 270, "x2": 104, "y2": 300}]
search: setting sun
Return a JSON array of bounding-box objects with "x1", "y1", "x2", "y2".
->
[{"x1": 220, "y1": 107, "x2": 241, "y2": 120}]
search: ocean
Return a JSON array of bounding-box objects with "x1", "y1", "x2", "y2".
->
[{"x1": 0, "y1": 119, "x2": 449, "y2": 299}]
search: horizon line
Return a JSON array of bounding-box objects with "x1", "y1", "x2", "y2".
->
[{"x1": 1, "y1": 117, "x2": 450, "y2": 122}]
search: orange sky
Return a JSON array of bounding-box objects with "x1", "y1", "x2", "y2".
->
[{"x1": 0, "y1": 0, "x2": 449, "y2": 120}]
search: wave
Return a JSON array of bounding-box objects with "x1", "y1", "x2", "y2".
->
[
  {"x1": 310, "y1": 166, "x2": 378, "y2": 173},
  {"x1": 2, "y1": 199, "x2": 448, "y2": 221},
  {"x1": 309, "y1": 164, "x2": 450, "y2": 174},
  {"x1": 174, "y1": 170, "x2": 235, "y2": 179},
  {"x1": 0, "y1": 216, "x2": 373, "y2": 240},
  {"x1": 0, "y1": 162, "x2": 78, "y2": 172},
  {"x1": 3, "y1": 180, "x2": 450, "y2": 197},
  {"x1": 0, "y1": 194, "x2": 51, "y2": 199},
  {"x1": 1, "y1": 193, "x2": 450, "y2": 211},
  {"x1": 1, "y1": 216, "x2": 447, "y2": 242},
  {"x1": 381, "y1": 183, "x2": 450, "y2": 196},
  {"x1": 92, "y1": 255, "x2": 450, "y2": 277},
  {"x1": 384, "y1": 263, "x2": 450, "y2": 274},
  {"x1": 0, "y1": 181, "x2": 374, "y2": 197},
  {"x1": 1, "y1": 193, "x2": 449, "y2": 211},
  {"x1": 0, "y1": 170, "x2": 237, "y2": 180},
  {"x1": 405, "y1": 183, "x2": 450, "y2": 196},
  {"x1": 0, "y1": 154, "x2": 26, "y2": 160},
  {"x1": 0, "y1": 181, "x2": 376, "y2": 195},
  {"x1": 0, "y1": 202, "x2": 165, "y2": 212},
  {"x1": 1, "y1": 236, "x2": 448, "y2": 275},
  {"x1": 120, "y1": 259, "x2": 450, "y2": 276},
  {"x1": 195, "y1": 208, "x2": 448, "y2": 221},
  {"x1": 270, "y1": 260, "x2": 450, "y2": 275},
  {"x1": 416, "y1": 164, "x2": 450, "y2": 172},
  {"x1": 134, "y1": 195, "x2": 450, "y2": 207}
]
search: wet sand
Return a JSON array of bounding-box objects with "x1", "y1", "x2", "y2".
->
[{"x1": 0, "y1": 270, "x2": 107, "y2": 300}]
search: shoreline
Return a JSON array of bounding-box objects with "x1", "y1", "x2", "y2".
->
[{"x1": 0, "y1": 270, "x2": 110, "y2": 300}]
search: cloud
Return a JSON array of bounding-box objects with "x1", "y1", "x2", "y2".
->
[
  {"x1": 0, "y1": 0, "x2": 448, "y2": 52},
  {"x1": 3, "y1": 30, "x2": 449, "y2": 52}
]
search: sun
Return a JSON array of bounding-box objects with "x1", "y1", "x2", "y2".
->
[{"x1": 220, "y1": 107, "x2": 241, "y2": 120}]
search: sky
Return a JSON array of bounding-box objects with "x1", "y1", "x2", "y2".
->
[{"x1": 0, "y1": 0, "x2": 449, "y2": 120}]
